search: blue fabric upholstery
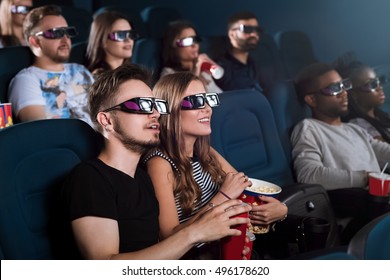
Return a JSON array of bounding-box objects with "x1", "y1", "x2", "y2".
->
[
  {"x1": 274, "y1": 30, "x2": 318, "y2": 79},
  {"x1": 132, "y1": 37, "x2": 162, "y2": 79},
  {"x1": 348, "y1": 212, "x2": 390, "y2": 259},
  {"x1": 140, "y1": 5, "x2": 182, "y2": 38},
  {"x1": 266, "y1": 80, "x2": 311, "y2": 164},
  {"x1": 69, "y1": 41, "x2": 88, "y2": 66},
  {"x1": 210, "y1": 89, "x2": 293, "y2": 186},
  {"x1": 0, "y1": 46, "x2": 34, "y2": 103},
  {"x1": 0, "y1": 119, "x2": 102, "y2": 259}
]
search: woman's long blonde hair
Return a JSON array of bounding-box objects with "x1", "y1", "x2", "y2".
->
[
  {"x1": 0, "y1": 0, "x2": 15, "y2": 35},
  {"x1": 152, "y1": 72, "x2": 225, "y2": 215}
]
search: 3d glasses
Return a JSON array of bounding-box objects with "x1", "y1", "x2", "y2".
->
[
  {"x1": 103, "y1": 97, "x2": 169, "y2": 115},
  {"x1": 181, "y1": 93, "x2": 220, "y2": 110},
  {"x1": 358, "y1": 76, "x2": 387, "y2": 93},
  {"x1": 11, "y1": 5, "x2": 32, "y2": 14},
  {"x1": 232, "y1": 24, "x2": 262, "y2": 34},
  {"x1": 176, "y1": 36, "x2": 201, "y2": 47},
  {"x1": 317, "y1": 79, "x2": 352, "y2": 96},
  {"x1": 34, "y1": 26, "x2": 78, "y2": 39},
  {"x1": 107, "y1": 30, "x2": 139, "y2": 42}
]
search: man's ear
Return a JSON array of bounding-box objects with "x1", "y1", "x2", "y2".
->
[
  {"x1": 28, "y1": 35, "x2": 40, "y2": 48},
  {"x1": 304, "y1": 94, "x2": 317, "y2": 108},
  {"x1": 96, "y1": 111, "x2": 113, "y2": 131}
]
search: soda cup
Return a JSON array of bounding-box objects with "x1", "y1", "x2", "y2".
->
[
  {"x1": 0, "y1": 103, "x2": 13, "y2": 129},
  {"x1": 200, "y1": 62, "x2": 224, "y2": 79}
]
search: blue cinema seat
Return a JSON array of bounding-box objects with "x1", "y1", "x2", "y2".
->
[
  {"x1": 0, "y1": 119, "x2": 102, "y2": 259},
  {"x1": 69, "y1": 41, "x2": 88, "y2": 66},
  {"x1": 266, "y1": 79, "x2": 311, "y2": 164},
  {"x1": 348, "y1": 212, "x2": 390, "y2": 259},
  {"x1": 140, "y1": 5, "x2": 182, "y2": 38},
  {"x1": 132, "y1": 37, "x2": 162, "y2": 81},
  {"x1": 210, "y1": 89, "x2": 293, "y2": 187},
  {"x1": 0, "y1": 46, "x2": 34, "y2": 103},
  {"x1": 274, "y1": 30, "x2": 318, "y2": 79}
]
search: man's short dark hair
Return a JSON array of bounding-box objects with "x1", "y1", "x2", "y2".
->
[
  {"x1": 89, "y1": 64, "x2": 152, "y2": 132},
  {"x1": 23, "y1": 5, "x2": 63, "y2": 41},
  {"x1": 227, "y1": 11, "x2": 258, "y2": 30},
  {"x1": 294, "y1": 63, "x2": 336, "y2": 104}
]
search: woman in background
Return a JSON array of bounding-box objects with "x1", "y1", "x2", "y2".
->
[
  {"x1": 86, "y1": 9, "x2": 139, "y2": 77},
  {"x1": 0, "y1": 0, "x2": 33, "y2": 47},
  {"x1": 160, "y1": 20, "x2": 222, "y2": 93},
  {"x1": 335, "y1": 55, "x2": 390, "y2": 143}
]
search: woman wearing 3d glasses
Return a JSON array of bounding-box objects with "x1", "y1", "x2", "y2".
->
[
  {"x1": 143, "y1": 72, "x2": 288, "y2": 259},
  {"x1": 86, "y1": 9, "x2": 139, "y2": 77},
  {"x1": 160, "y1": 20, "x2": 223, "y2": 93},
  {"x1": 0, "y1": 0, "x2": 33, "y2": 47},
  {"x1": 338, "y1": 61, "x2": 390, "y2": 143}
]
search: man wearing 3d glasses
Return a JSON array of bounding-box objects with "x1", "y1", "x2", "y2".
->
[
  {"x1": 61, "y1": 63, "x2": 251, "y2": 259},
  {"x1": 8, "y1": 5, "x2": 94, "y2": 126},
  {"x1": 214, "y1": 11, "x2": 263, "y2": 92},
  {"x1": 291, "y1": 62, "x2": 390, "y2": 244}
]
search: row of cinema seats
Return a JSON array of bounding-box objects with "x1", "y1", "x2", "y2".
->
[{"x1": 1, "y1": 89, "x2": 389, "y2": 260}]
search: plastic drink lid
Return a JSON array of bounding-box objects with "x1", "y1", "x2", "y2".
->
[{"x1": 209, "y1": 65, "x2": 224, "y2": 79}]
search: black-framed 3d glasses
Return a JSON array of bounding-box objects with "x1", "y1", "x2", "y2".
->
[
  {"x1": 11, "y1": 5, "x2": 33, "y2": 14},
  {"x1": 176, "y1": 36, "x2": 201, "y2": 47},
  {"x1": 107, "y1": 30, "x2": 139, "y2": 42},
  {"x1": 358, "y1": 76, "x2": 387, "y2": 93},
  {"x1": 181, "y1": 93, "x2": 220, "y2": 110},
  {"x1": 103, "y1": 97, "x2": 170, "y2": 115},
  {"x1": 34, "y1": 26, "x2": 78, "y2": 39},
  {"x1": 231, "y1": 24, "x2": 262, "y2": 34},
  {"x1": 313, "y1": 79, "x2": 352, "y2": 96}
]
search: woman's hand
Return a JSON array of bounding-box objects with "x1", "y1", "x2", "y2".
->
[
  {"x1": 219, "y1": 172, "x2": 252, "y2": 200},
  {"x1": 249, "y1": 196, "x2": 288, "y2": 225}
]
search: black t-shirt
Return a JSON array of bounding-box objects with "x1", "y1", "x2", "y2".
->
[
  {"x1": 62, "y1": 158, "x2": 160, "y2": 255},
  {"x1": 215, "y1": 52, "x2": 262, "y2": 91}
]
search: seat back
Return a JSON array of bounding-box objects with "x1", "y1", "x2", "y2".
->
[
  {"x1": 348, "y1": 212, "x2": 390, "y2": 259},
  {"x1": 60, "y1": 6, "x2": 92, "y2": 44},
  {"x1": 140, "y1": 5, "x2": 182, "y2": 38},
  {"x1": 0, "y1": 119, "x2": 102, "y2": 259},
  {"x1": 132, "y1": 37, "x2": 162, "y2": 80},
  {"x1": 0, "y1": 46, "x2": 34, "y2": 103},
  {"x1": 210, "y1": 89, "x2": 294, "y2": 186},
  {"x1": 274, "y1": 30, "x2": 318, "y2": 79},
  {"x1": 69, "y1": 41, "x2": 88, "y2": 66},
  {"x1": 266, "y1": 80, "x2": 311, "y2": 163},
  {"x1": 250, "y1": 33, "x2": 286, "y2": 92}
]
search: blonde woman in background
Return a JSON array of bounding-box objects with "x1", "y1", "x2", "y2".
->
[{"x1": 0, "y1": 0, "x2": 33, "y2": 47}]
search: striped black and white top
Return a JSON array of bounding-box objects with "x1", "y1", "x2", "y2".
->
[{"x1": 144, "y1": 149, "x2": 219, "y2": 224}]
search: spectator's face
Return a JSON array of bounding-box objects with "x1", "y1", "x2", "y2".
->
[
  {"x1": 104, "y1": 19, "x2": 134, "y2": 62},
  {"x1": 33, "y1": 15, "x2": 71, "y2": 63},
  {"x1": 307, "y1": 70, "x2": 349, "y2": 119},
  {"x1": 174, "y1": 27, "x2": 199, "y2": 63},
  {"x1": 351, "y1": 68, "x2": 385, "y2": 109},
  {"x1": 228, "y1": 18, "x2": 260, "y2": 52},
  {"x1": 102, "y1": 79, "x2": 161, "y2": 153},
  {"x1": 180, "y1": 80, "x2": 212, "y2": 141},
  {"x1": 11, "y1": 0, "x2": 33, "y2": 28}
]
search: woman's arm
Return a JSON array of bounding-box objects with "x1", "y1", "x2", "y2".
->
[{"x1": 146, "y1": 156, "x2": 183, "y2": 239}]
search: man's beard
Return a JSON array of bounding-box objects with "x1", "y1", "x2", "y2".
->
[
  {"x1": 237, "y1": 37, "x2": 259, "y2": 52},
  {"x1": 113, "y1": 119, "x2": 159, "y2": 154}
]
